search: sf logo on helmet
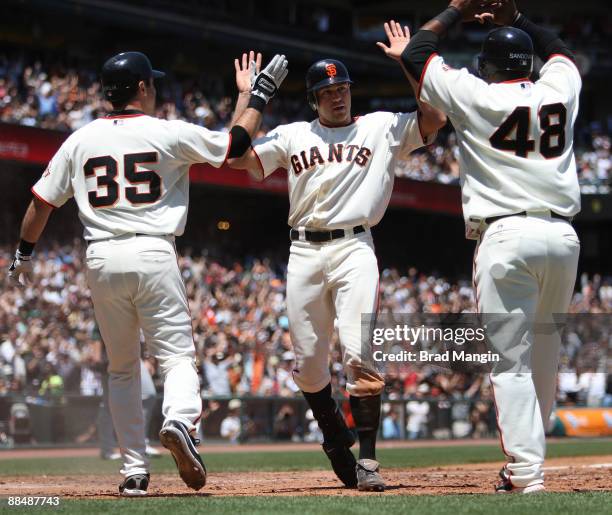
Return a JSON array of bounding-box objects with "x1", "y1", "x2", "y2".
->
[{"x1": 325, "y1": 64, "x2": 337, "y2": 78}]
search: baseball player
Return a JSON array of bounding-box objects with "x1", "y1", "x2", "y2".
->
[
  {"x1": 7, "y1": 50, "x2": 288, "y2": 496},
  {"x1": 401, "y1": 0, "x2": 581, "y2": 493},
  {"x1": 228, "y1": 28, "x2": 446, "y2": 491}
]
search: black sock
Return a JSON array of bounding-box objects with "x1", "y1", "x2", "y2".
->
[
  {"x1": 350, "y1": 394, "x2": 381, "y2": 460},
  {"x1": 302, "y1": 384, "x2": 345, "y2": 441}
]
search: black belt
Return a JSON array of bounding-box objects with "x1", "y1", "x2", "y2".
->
[
  {"x1": 485, "y1": 212, "x2": 571, "y2": 225},
  {"x1": 290, "y1": 225, "x2": 365, "y2": 243}
]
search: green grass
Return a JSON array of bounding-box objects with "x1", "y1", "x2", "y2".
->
[
  {"x1": 0, "y1": 439, "x2": 609, "y2": 476},
  {"x1": 1, "y1": 493, "x2": 610, "y2": 515}
]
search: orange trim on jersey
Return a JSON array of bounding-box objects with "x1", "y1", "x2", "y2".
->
[
  {"x1": 170, "y1": 239, "x2": 202, "y2": 426},
  {"x1": 473, "y1": 239, "x2": 515, "y2": 464},
  {"x1": 193, "y1": 399, "x2": 205, "y2": 426},
  {"x1": 472, "y1": 239, "x2": 481, "y2": 313},
  {"x1": 251, "y1": 145, "x2": 265, "y2": 179},
  {"x1": 549, "y1": 53, "x2": 576, "y2": 64},
  {"x1": 499, "y1": 77, "x2": 532, "y2": 84},
  {"x1": 489, "y1": 373, "x2": 515, "y2": 463},
  {"x1": 417, "y1": 52, "x2": 438, "y2": 101},
  {"x1": 416, "y1": 109, "x2": 432, "y2": 146},
  {"x1": 31, "y1": 187, "x2": 58, "y2": 209},
  {"x1": 221, "y1": 132, "x2": 233, "y2": 167},
  {"x1": 105, "y1": 113, "x2": 146, "y2": 119}
]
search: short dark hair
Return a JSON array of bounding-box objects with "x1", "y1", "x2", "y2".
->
[
  {"x1": 490, "y1": 69, "x2": 531, "y2": 83},
  {"x1": 107, "y1": 78, "x2": 152, "y2": 111},
  {"x1": 110, "y1": 99, "x2": 131, "y2": 111}
]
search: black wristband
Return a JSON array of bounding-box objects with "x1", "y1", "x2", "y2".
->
[
  {"x1": 18, "y1": 239, "x2": 35, "y2": 256},
  {"x1": 433, "y1": 6, "x2": 462, "y2": 30},
  {"x1": 247, "y1": 95, "x2": 267, "y2": 113}
]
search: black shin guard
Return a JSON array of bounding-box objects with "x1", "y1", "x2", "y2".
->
[
  {"x1": 304, "y1": 384, "x2": 357, "y2": 487},
  {"x1": 302, "y1": 384, "x2": 347, "y2": 441},
  {"x1": 349, "y1": 394, "x2": 381, "y2": 460}
]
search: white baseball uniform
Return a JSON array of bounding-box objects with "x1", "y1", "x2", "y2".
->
[
  {"x1": 32, "y1": 112, "x2": 230, "y2": 477},
  {"x1": 253, "y1": 112, "x2": 433, "y2": 396},
  {"x1": 419, "y1": 54, "x2": 581, "y2": 487}
]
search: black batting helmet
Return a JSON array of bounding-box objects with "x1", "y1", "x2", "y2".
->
[
  {"x1": 477, "y1": 27, "x2": 534, "y2": 82},
  {"x1": 101, "y1": 51, "x2": 165, "y2": 103},
  {"x1": 306, "y1": 59, "x2": 352, "y2": 111}
]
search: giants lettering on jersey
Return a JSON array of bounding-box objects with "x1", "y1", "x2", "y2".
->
[{"x1": 289, "y1": 144, "x2": 372, "y2": 175}]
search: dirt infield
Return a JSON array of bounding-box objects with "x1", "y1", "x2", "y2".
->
[{"x1": 2, "y1": 455, "x2": 610, "y2": 498}]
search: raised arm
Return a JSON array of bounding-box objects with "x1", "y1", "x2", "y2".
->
[
  {"x1": 230, "y1": 50, "x2": 262, "y2": 126},
  {"x1": 400, "y1": 0, "x2": 494, "y2": 82},
  {"x1": 225, "y1": 54, "x2": 288, "y2": 163},
  {"x1": 477, "y1": 0, "x2": 575, "y2": 61},
  {"x1": 376, "y1": 20, "x2": 447, "y2": 138}
]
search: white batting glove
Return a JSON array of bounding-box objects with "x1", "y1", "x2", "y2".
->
[
  {"x1": 8, "y1": 250, "x2": 33, "y2": 287},
  {"x1": 251, "y1": 54, "x2": 289, "y2": 104},
  {"x1": 250, "y1": 60, "x2": 258, "y2": 89}
]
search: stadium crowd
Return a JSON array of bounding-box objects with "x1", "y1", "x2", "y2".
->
[
  {"x1": 0, "y1": 243, "x2": 609, "y2": 412},
  {"x1": 0, "y1": 55, "x2": 610, "y2": 191}
]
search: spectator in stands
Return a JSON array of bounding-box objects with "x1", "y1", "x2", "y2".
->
[
  {"x1": 381, "y1": 404, "x2": 401, "y2": 440},
  {"x1": 56, "y1": 352, "x2": 79, "y2": 393},
  {"x1": 38, "y1": 363, "x2": 63, "y2": 398},
  {"x1": 577, "y1": 369, "x2": 607, "y2": 407},
  {"x1": 203, "y1": 349, "x2": 232, "y2": 396},
  {"x1": 277, "y1": 351, "x2": 300, "y2": 397},
  {"x1": 406, "y1": 384, "x2": 430, "y2": 439},
  {"x1": 220, "y1": 399, "x2": 242, "y2": 443},
  {"x1": 303, "y1": 409, "x2": 323, "y2": 443},
  {"x1": 0, "y1": 244, "x2": 609, "y2": 411},
  {"x1": 273, "y1": 403, "x2": 298, "y2": 441}
]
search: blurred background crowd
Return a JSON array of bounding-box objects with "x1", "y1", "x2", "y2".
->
[
  {"x1": 1, "y1": 243, "x2": 609, "y2": 412},
  {"x1": 1, "y1": 55, "x2": 610, "y2": 191}
]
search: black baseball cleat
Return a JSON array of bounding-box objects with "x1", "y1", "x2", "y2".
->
[
  {"x1": 159, "y1": 420, "x2": 207, "y2": 490},
  {"x1": 119, "y1": 473, "x2": 150, "y2": 497},
  {"x1": 322, "y1": 428, "x2": 358, "y2": 488}
]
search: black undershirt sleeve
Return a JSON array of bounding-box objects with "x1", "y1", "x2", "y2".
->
[
  {"x1": 227, "y1": 125, "x2": 252, "y2": 159},
  {"x1": 513, "y1": 14, "x2": 575, "y2": 61},
  {"x1": 401, "y1": 30, "x2": 441, "y2": 83}
]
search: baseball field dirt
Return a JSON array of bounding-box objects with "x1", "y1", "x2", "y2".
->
[
  {"x1": 1, "y1": 454, "x2": 611, "y2": 498},
  {"x1": 1, "y1": 439, "x2": 610, "y2": 513}
]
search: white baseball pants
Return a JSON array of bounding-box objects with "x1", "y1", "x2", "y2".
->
[
  {"x1": 474, "y1": 213, "x2": 580, "y2": 488},
  {"x1": 86, "y1": 234, "x2": 201, "y2": 478},
  {"x1": 286, "y1": 229, "x2": 385, "y2": 397}
]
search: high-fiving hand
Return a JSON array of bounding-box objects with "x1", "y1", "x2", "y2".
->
[
  {"x1": 235, "y1": 50, "x2": 262, "y2": 94},
  {"x1": 251, "y1": 54, "x2": 289, "y2": 105},
  {"x1": 376, "y1": 20, "x2": 411, "y2": 62},
  {"x1": 449, "y1": 0, "x2": 499, "y2": 22},
  {"x1": 474, "y1": 1, "x2": 519, "y2": 26}
]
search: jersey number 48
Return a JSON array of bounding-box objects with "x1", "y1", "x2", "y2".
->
[
  {"x1": 84, "y1": 152, "x2": 161, "y2": 208},
  {"x1": 489, "y1": 103, "x2": 567, "y2": 159}
]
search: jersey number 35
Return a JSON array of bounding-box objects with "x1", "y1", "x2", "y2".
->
[
  {"x1": 490, "y1": 103, "x2": 567, "y2": 159},
  {"x1": 84, "y1": 151, "x2": 161, "y2": 208}
]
